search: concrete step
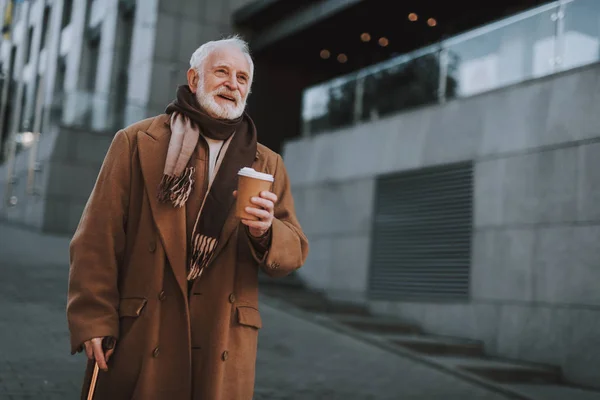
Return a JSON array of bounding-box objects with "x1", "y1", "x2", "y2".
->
[
  {"x1": 428, "y1": 356, "x2": 561, "y2": 384},
  {"x1": 261, "y1": 290, "x2": 598, "y2": 399},
  {"x1": 378, "y1": 333, "x2": 485, "y2": 357},
  {"x1": 258, "y1": 269, "x2": 305, "y2": 287},
  {"x1": 301, "y1": 301, "x2": 371, "y2": 316},
  {"x1": 259, "y1": 288, "x2": 328, "y2": 307},
  {"x1": 259, "y1": 287, "x2": 313, "y2": 298},
  {"x1": 259, "y1": 286, "x2": 370, "y2": 316},
  {"x1": 331, "y1": 314, "x2": 422, "y2": 334},
  {"x1": 501, "y1": 384, "x2": 600, "y2": 400}
]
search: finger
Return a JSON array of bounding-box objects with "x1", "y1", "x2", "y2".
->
[
  {"x1": 92, "y1": 339, "x2": 108, "y2": 371},
  {"x1": 250, "y1": 196, "x2": 274, "y2": 211},
  {"x1": 244, "y1": 207, "x2": 271, "y2": 220},
  {"x1": 259, "y1": 191, "x2": 278, "y2": 203},
  {"x1": 84, "y1": 341, "x2": 93, "y2": 360},
  {"x1": 241, "y1": 219, "x2": 270, "y2": 230},
  {"x1": 232, "y1": 190, "x2": 237, "y2": 197}
]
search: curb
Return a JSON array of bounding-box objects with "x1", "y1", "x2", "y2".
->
[{"x1": 260, "y1": 294, "x2": 535, "y2": 400}]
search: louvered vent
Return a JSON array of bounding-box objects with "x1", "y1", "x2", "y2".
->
[{"x1": 368, "y1": 162, "x2": 474, "y2": 301}]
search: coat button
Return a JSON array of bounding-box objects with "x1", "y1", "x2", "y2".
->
[
  {"x1": 153, "y1": 347, "x2": 160, "y2": 358},
  {"x1": 228, "y1": 293, "x2": 236, "y2": 303},
  {"x1": 149, "y1": 241, "x2": 156, "y2": 253},
  {"x1": 158, "y1": 291, "x2": 166, "y2": 301},
  {"x1": 222, "y1": 350, "x2": 229, "y2": 361}
]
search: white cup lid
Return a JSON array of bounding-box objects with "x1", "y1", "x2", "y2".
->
[{"x1": 238, "y1": 167, "x2": 274, "y2": 182}]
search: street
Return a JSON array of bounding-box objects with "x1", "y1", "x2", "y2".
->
[{"x1": 0, "y1": 224, "x2": 508, "y2": 399}]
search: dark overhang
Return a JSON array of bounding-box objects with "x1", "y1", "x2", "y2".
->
[
  {"x1": 233, "y1": 0, "x2": 364, "y2": 53},
  {"x1": 236, "y1": 0, "x2": 554, "y2": 81}
]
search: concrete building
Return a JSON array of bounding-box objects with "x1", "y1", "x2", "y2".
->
[
  {"x1": 0, "y1": 0, "x2": 253, "y2": 232},
  {"x1": 275, "y1": 0, "x2": 600, "y2": 390}
]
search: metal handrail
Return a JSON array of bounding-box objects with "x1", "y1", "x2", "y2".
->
[
  {"x1": 299, "y1": 0, "x2": 596, "y2": 135},
  {"x1": 442, "y1": 1, "x2": 565, "y2": 47},
  {"x1": 303, "y1": 0, "x2": 565, "y2": 91}
]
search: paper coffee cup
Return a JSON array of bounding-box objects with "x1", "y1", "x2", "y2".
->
[{"x1": 236, "y1": 167, "x2": 274, "y2": 220}]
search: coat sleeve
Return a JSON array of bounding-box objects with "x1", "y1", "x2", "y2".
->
[
  {"x1": 247, "y1": 154, "x2": 309, "y2": 277},
  {"x1": 66, "y1": 130, "x2": 131, "y2": 354}
]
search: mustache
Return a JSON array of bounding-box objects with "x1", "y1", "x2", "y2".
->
[{"x1": 213, "y1": 87, "x2": 242, "y2": 103}]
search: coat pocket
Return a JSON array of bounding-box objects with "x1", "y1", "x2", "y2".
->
[
  {"x1": 118, "y1": 297, "x2": 148, "y2": 318},
  {"x1": 236, "y1": 305, "x2": 262, "y2": 330}
]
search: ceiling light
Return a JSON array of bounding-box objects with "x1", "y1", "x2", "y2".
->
[
  {"x1": 427, "y1": 18, "x2": 437, "y2": 27},
  {"x1": 337, "y1": 53, "x2": 348, "y2": 63},
  {"x1": 378, "y1": 37, "x2": 389, "y2": 47},
  {"x1": 320, "y1": 49, "x2": 330, "y2": 59},
  {"x1": 408, "y1": 13, "x2": 418, "y2": 22},
  {"x1": 360, "y1": 32, "x2": 371, "y2": 42}
]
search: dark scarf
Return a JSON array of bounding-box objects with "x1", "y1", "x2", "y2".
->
[{"x1": 160, "y1": 85, "x2": 257, "y2": 280}]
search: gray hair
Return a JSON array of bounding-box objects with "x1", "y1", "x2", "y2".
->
[{"x1": 189, "y1": 35, "x2": 254, "y2": 85}]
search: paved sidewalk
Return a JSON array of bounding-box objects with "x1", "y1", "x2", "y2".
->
[
  {"x1": 0, "y1": 223, "x2": 509, "y2": 399},
  {"x1": 0, "y1": 247, "x2": 83, "y2": 398},
  {"x1": 254, "y1": 299, "x2": 509, "y2": 400}
]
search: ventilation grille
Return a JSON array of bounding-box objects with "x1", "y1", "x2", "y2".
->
[{"x1": 368, "y1": 162, "x2": 474, "y2": 301}]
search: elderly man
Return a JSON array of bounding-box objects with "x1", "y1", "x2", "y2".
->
[{"x1": 66, "y1": 36, "x2": 309, "y2": 400}]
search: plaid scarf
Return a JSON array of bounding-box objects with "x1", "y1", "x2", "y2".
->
[{"x1": 159, "y1": 85, "x2": 257, "y2": 280}]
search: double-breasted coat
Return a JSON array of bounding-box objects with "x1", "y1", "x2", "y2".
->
[{"x1": 66, "y1": 114, "x2": 309, "y2": 399}]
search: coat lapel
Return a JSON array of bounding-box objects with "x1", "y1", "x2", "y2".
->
[
  {"x1": 137, "y1": 119, "x2": 188, "y2": 298},
  {"x1": 137, "y1": 119, "x2": 262, "y2": 290},
  {"x1": 208, "y1": 205, "x2": 238, "y2": 265},
  {"x1": 206, "y1": 150, "x2": 261, "y2": 266}
]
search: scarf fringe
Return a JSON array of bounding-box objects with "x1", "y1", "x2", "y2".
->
[
  {"x1": 157, "y1": 167, "x2": 195, "y2": 208},
  {"x1": 187, "y1": 233, "x2": 218, "y2": 280}
]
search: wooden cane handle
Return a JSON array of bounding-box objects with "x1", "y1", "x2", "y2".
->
[{"x1": 87, "y1": 362, "x2": 100, "y2": 400}]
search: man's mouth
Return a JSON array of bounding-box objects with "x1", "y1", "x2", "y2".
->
[{"x1": 217, "y1": 94, "x2": 236, "y2": 103}]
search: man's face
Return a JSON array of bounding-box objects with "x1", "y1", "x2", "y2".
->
[{"x1": 189, "y1": 46, "x2": 251, "y2": 120}]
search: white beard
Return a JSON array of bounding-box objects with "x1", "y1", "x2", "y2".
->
[{"x1": 196, "y1": 80, "x2": 246, "y2": 120}]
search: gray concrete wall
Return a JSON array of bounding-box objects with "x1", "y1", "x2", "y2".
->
[
  {"x1": 0, "y1": 129, "x2": 56, "y2": 230},
  {"x1": 145, "y1": 0, "x2": 255, "y2": 117},
  {"x1": 0, "y1": 124, "x2": 112, "y2": 234},
  {"x1": 282, "y1": 62, "x2": 600, "y2": 388}
]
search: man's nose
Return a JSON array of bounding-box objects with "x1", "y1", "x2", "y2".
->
[{"x1": 224, "y1": 76, "x2": 238, "y2": 91}]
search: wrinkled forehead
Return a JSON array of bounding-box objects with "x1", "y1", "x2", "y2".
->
[{"x1": 205, "y1": 46, "x2": 251, "y2": 75}]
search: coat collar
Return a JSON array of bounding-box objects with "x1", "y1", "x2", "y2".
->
[
  {"x1": 137, "y1": 114, "x2": 245, "y2": 298},
  {"x1": 162, "y1": 117, "x2": 262, "y2": 161}
]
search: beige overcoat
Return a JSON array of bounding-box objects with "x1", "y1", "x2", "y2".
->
[{"x1": 66, "y1": 114, "x2": 309, "y2": 400}]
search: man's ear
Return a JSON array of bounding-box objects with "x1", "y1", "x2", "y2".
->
[{"x1": 187, "y1": 68, "x2": 199, "y2": 93}]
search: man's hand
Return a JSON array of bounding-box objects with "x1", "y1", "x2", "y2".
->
[
  {"x1": 233, "y1": 190, "x2": 277, "y2": 237},
  {"x1": 83, "y1": 337, "x2": 116, "y2": 372}
]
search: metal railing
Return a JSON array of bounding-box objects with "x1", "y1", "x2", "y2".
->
[{"x1": 302, "y1": 0, "x2": 597, "y2": 135}]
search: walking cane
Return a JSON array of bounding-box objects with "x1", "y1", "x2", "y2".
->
[
  {"x1": 87, "y1": 363, "x2": 100, "y2": 400},
  {"x1": 86, "y1": 337, "x2": 114, "y2": 400}
]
